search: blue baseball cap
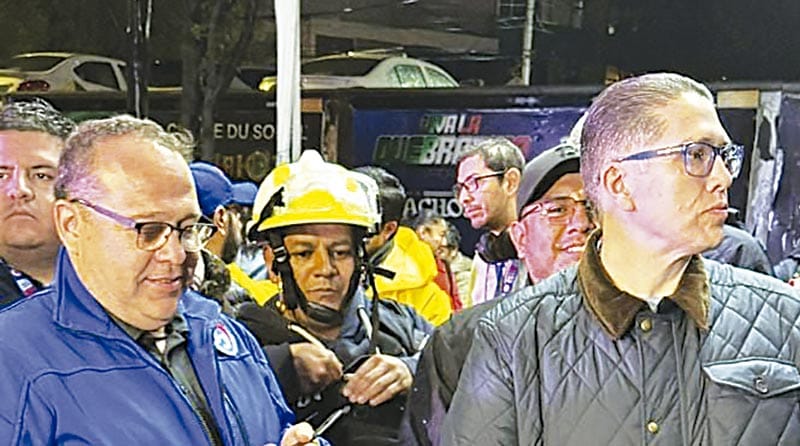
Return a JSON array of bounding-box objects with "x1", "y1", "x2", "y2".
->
[
  {"x1": 232, "y1": 181, "x2": 258, "y2": 207},
  {"x1": 189, "y1": 161, "x2": 233, "y2": 219}
]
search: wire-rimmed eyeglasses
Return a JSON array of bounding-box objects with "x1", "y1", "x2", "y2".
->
[
  {"x1": 71, "y1": 199, "x2": 215, "y2": 253},
  {"x1": 614, "y1": 141, "x2": 744, "y2": 179},
  {"x1": 452, "y1": 171, "x2": 506, "y2": 196},
  {"x1": 520, "y1": 196, "x2": 594, "y2": 225}
]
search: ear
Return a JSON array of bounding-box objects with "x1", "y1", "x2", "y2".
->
[
  {"x1": 503, "y1": 167, "x2": 522, "y2": 195},
  {"x1": 212, "y1": 206, "x2": 228, "y2": 235},
  {"x1": 54, "y1": 200, "x2": 81, "y2": 254},
  {"x1": 261, "y1": 245, "x2": 280, "y2": 283},
  {"x1": 381, "y1": 220, "x2": 399, "y2": 239},
  {"x1": 601, "y1": 164, "x2": 635, "y2": 212},
  {"x1": 508, "y1": 220, "x2": 526, "y2": 258}
]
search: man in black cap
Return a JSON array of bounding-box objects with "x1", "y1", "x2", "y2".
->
[
  {"x1": 402, "y1": 142, "x2": 595, "y2": 446},
  {"x1": 508, "y1": 143, "x2": 595, "y2": 283}
]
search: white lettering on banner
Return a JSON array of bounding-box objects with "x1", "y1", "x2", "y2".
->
[
  {"x1": 403, "y1": 192, "x2": 463, "y2": 219},
  {"x1": 221, "y1": 123, "x2": 276, "y2": 141}
]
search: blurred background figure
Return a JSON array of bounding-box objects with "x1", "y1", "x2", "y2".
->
[
  {"x1": 356, "y1": 165, "x2": 453, "y2": 326},
  {"x1": 436, "y1": 222, "x2": 472, "y2": 303},
  {"x1": 412, "y1": 209, "x2": 462, "y2": 312}
]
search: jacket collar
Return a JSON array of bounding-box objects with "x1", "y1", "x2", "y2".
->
[
  {"x1": 52, "y1": 248, "x2": 213, "y2": 338},
  {"x1": 578, "y1": 231, "x2": 710, "y2": 340}
]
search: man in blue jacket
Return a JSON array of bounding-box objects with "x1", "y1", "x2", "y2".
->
[{"x1": 0, "y1": 115, "x2": 320, "y2": 446}]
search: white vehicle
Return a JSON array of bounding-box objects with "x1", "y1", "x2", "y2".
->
[
  {"x1": 0, "y1": 52, "x2": 128, "y2": 93},
  {"x1": 259, "y1": 51, "x2": 459, "y2": 91}
]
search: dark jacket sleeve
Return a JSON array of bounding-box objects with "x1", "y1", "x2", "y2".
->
[
  {"x1": 439, "y1": 313, "x2": 524, "y2": 446},
  {"x1": 402, "y1": 299, "x2": 503, "y2": 446}
]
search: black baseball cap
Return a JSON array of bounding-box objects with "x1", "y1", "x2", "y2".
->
[{"x1": 517, "y1": 143, "x2": 581, "y2": 214}]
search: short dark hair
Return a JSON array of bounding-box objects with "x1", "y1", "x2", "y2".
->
[
  {"x1": 455, "y1": 137, "x2": 525, "y2": 173},
  {"x1": 353, "y1": 165, "x2": 406, "y2": 225},
  {"x1": 0, "y1": 98, "x2": 75, "y2": 139}
]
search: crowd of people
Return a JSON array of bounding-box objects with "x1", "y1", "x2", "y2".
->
[{"x1": 0, "y1": 71, "x2": 799, "y2": 446}]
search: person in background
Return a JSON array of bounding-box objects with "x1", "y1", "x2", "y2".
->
[
  {"x1": 0, "y1": 99, "x2": 75, "y2": 308},
  {"x1": 774, "y1": 244, "x2": 800, "y2": 286},
  {"x1": 412, "y1": 209, "x2": 462, "y2": 312},
  {"x1": 454, "y1": 137, "x2": 525, "y2": 307},
  {"x1": 702, "y1": 222, "x2": 774, "y2": 275},
  {"x1": 355, "y1": 165, "x2": 452, "y2": 326},
  {"x1": 403, "y1": 141, "x2": 595, "y2": 446},
  {"x1": 0, "y1": 115, "x2": 319, "y2": 446},
  {"x1": 237, "y1": 151, "x2": 432, "y2": 446},
  {"x1": 442, "y1": 72, "x2": 800, "y2": 445},
  {"x1": 190, "y1": 162, "x2": 278, "y2": 310},
  {"x1": 435, "y1": 222, "x2": 472, "y2": 302}
]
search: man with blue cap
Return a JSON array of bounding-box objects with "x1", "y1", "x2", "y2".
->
[{"x1": 190, "y1": 161, "x2": 263, "y2": 311}]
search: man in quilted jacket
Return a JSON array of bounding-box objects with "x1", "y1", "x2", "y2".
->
[{"x1": 442, "y1": 72, "x2": 800, "y2": 445}]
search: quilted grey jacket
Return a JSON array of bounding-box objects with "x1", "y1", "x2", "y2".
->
[{"x1": 441, "y1": 232, "x2": 800, "y2": 445}]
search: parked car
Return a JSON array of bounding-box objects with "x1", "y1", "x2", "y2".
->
[
  {"x1": 0, "y1": 52, "x2": 128, "y2": 93},
  {"x1": 258, "y1": 51, "x2": 459, "y2": 91}
]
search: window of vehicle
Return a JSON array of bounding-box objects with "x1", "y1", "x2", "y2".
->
[
  {"x1": 74, "y1": 62, "x2": 119, "y2": 89},
  {"x1": 425, "y1": 67, "x2": 457, "y2": 87},
  {"x1": 394, "y1": 65, "x2": 426, "y2": 88},
  {"x1": 4, "y1": 56, "x2": 65, "y2": 72},
  {"x1": 302, "y1": 58, "x2": 380, "y2": 76}
]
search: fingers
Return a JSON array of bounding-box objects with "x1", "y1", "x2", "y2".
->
[
  {"x1": 341, "y1": 354, "x2": 412, "y2": 406},
  {"x1": 280, "y1": 422, "x2": 317, "y2": 446},
  {"x1": 290, "y1": 343, "x2": 343, "y2": 394}
]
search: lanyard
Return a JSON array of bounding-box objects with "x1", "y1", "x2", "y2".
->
[
  {"x1": 494, "y1": 260, "x2": 520, "y2": 296},
  {"x1": 1, "y1": 258, "x2": 39, "y2": 297}
]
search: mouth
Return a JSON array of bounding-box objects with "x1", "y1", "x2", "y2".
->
[
  {"x1": 557, "y1": 240, "x2": 587, "y2": 254},
  {"x1": 6, "y1": 211, "x2": 36, "y2": 220},
  {"x1": 145, "y1": 276, "x2": 184, "y2": 292},
  {"x1": 706, "y1": 203, "x2": 730, "y2": 215}
]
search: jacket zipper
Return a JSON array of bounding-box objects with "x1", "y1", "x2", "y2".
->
[{"x1": 130, "y1": 342, "x2": 218, "y2": 446}]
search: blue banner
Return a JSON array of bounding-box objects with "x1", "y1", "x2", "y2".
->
[{"x1": 352, "y1": 107, "x2": 585, "y2": 254}]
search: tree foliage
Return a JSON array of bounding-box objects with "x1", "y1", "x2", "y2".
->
[{"x1": 179, "y1": 0, "x2": 259, "y2": 160}]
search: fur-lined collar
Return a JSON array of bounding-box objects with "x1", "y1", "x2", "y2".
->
[{"x1": 578, "y1": 231, "x2": 710, "y2": 340}]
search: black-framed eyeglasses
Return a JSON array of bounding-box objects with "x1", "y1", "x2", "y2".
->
[
  {"x1": 70, "y1": 199, "x2": 215, "y2": 253},
  {"x1": 614, "y1": 141, "x2": 744, "y2": 179},
  {"x1": 453, "y1": 170, "x2": 506, "y2": 196},
  {"x1": 520, "y1": 196, "x2": 594, "y2": 225}
]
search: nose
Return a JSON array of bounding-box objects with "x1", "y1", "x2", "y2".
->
[
  {"x1": 706, "y1": 156, "x2": 733, "y2": 192},
  {"x1": 154, "y1": 229, "x2": 188, "y2": 265},
  {"x1": 567, "y1": 202, "x2": 595, "y2": 233},
  {"x1": 5, "y1": 171, "x2": 33, "y2": 200},
  {"x1": 311, "y1": 249, "x2": 338, "y2": 277}
]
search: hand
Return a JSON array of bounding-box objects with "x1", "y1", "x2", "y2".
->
[
  {"x1": 289, "y1": 342, "x2": 343, "y2": 395},
  {"x1": 341, "y1": 354, "x2": 412, "y2": 406},
  {"x1": 279, "y1": 422, "x2": 318, "y2": 446}
]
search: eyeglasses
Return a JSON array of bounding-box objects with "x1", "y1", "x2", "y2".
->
[
  {"x1": 520, "y1": 196, "x2": 594, "y2": 225},
  {"x1": 71, "y1": 199, "x2": 215, "y2": 253},
  {"x1": 614, "y1": 141, "x2": 744, "y2": 179},
  {"x1": 452, "y1": 171, "x2": 506, "y2": 196}
]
